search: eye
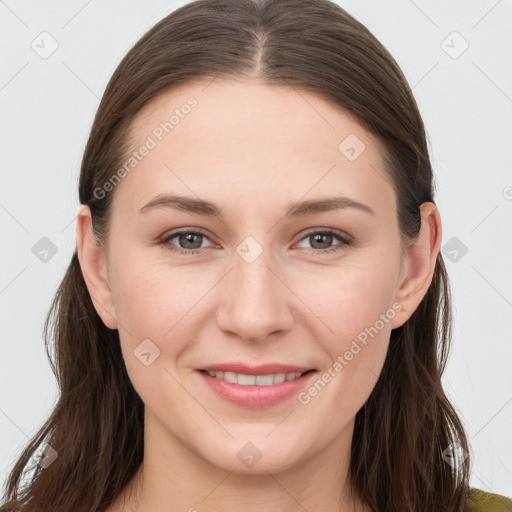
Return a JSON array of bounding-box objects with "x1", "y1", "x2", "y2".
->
[
  {"x1": 160, "y1": 228, "x2": 352, "y2": 256},
  {"x1": 294, "y1": 228, "x2": 353, "y2": 254},
  {"x1": 160, "y1": 229, "x2": 214, "y2": 255}
]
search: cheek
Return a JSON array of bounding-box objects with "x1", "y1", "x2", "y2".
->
[
  {"x1": 111, "y1": 263, "x2": 202, "y2": 400},
  {"x1": 294, "y1": 253, "x2": 398, "y2": 403},
  {"x1": 109, "y1": 258, "x2": 199, "y2": 350},
  {"x1": 293, "y1": 250, "x2": 399, "y2": 340}
]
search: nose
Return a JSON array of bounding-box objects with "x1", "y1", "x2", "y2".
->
[{"x1": 216, "y1": 247, "x2": 294, "y2": 343}]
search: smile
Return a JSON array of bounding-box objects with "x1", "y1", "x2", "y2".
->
[
  {"x1": 199, "y1": 369, "x2": 314, "y2": 386},
  {"x1": 196, "y1": 369, "x2": 317, "y2": 408}
]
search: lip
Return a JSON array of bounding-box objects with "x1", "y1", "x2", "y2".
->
[
  {"x1": 198, "y1": 362, "x2": 315, "y2": 375},
  {"x1": 195, "y1": 368, "x2": 317, "y2": 408}
]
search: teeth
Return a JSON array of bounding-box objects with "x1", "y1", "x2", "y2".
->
[{"x1": 205, "y1": 370, "x2": 304, "y2": 386}]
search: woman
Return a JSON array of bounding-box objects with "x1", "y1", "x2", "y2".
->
[{"x1": 2, "y1": 0, "x2": 511, "y2": 510}]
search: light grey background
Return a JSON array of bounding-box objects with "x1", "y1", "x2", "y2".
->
[{"x1": 1, "y1": 0, "x2": 511, "y2": 499}]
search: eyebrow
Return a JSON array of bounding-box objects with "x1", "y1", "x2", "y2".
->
[{"x1": 138, "y1": 194, "x2": 376, "y2": 218}]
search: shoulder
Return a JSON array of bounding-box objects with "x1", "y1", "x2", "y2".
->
[{"x1": 467, "y1": 488, "x2": 512, "y2": 512}]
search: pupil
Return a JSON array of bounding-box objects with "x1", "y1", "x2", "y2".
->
[
  {"x1": 312, "y1": 233, "x2": 331, "y2": 249},
  {"x1": 181, "y1": 233, "x2": 201, "y2": 249}
]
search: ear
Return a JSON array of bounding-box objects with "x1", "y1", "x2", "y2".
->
[
  {"x1": 76, "y1": 205, "x2": 118, "y2": 330},
  {"x1": 390, "y1": 202, "x2": 442, "y2": 329}
]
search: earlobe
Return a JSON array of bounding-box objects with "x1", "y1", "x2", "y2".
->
[
  {"x1": 75, "y1": 205, "x2": 118, "y2": 330},
  {"x1": 390, "y1": 202, "x2": 442, "y2": 329}
]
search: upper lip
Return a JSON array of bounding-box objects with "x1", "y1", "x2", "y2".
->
[{"x1": 198, "y1": 362, "x2": 316, "y2": 376}]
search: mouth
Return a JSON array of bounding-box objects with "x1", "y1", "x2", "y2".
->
[
  {"x1": 197, "y1": 368, "x2": 316, "y2": 386},
  {"x1": 196, "y1": 367, "x2": 318, "y2": 408}
]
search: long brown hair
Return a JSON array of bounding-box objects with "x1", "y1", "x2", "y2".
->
[{"x1": 1, "y1": 0, "x2": 472, "y2": 510}]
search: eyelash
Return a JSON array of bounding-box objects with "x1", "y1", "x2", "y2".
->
[{"x1": 159, "y1": 228, "x2": 353, "y2": 256}]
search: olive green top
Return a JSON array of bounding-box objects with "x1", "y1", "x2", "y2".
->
[{"x1": 467, "y1": 488, "x2": 512, "y2": 512}]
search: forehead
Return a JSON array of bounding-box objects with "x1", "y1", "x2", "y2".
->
[{"x1": 113, "y1": 78, "x2": 395, "y2": 218}]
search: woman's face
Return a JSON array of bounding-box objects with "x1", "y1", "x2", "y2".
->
[{"x1": 79, "y1": 78, "x2": 436, "y2": 476}]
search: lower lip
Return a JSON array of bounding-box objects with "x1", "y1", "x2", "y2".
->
[{"x1": 196, "y1": 370, "x2": 317, "y2": 408}]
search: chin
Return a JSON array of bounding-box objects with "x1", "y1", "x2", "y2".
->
[{"x1": 202, "y1": 438, "x2": 306, "y2": 475}]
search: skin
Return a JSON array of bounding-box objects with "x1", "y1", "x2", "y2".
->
[{"x1": 76, "y1": 78, "x2": 442, "y2": 512}]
